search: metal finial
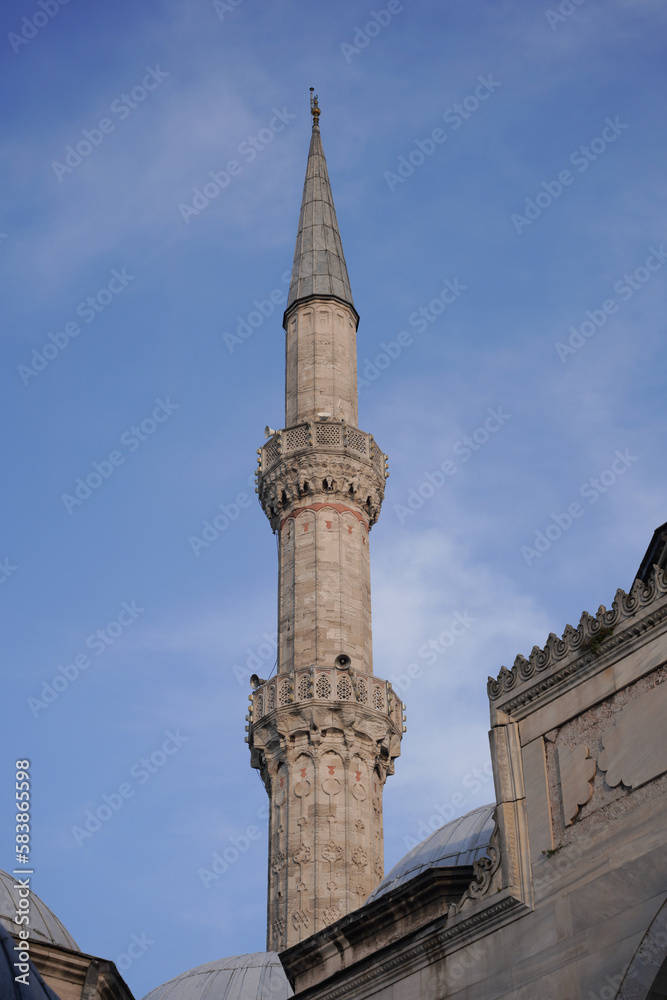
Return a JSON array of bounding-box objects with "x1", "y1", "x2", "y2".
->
[{"x1": 309, "y1": 87, "x2": 320, "y2": 128}]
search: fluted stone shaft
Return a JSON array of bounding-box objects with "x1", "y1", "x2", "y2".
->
[
  {"x1": 275, "y1": 459, "x2": 374, "y2": 676},
  {"x1": 285, "y1": 299, "x2": 359, "y2": 427}
]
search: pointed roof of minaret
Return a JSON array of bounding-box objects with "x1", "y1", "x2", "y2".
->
[{"x1": 284, "y1": 92, "x2": 358, "y2": 325}]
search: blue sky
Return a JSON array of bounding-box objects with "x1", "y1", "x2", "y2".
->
[{"x1": 2, "y1": 0, "x2": 666, "y2": 996}]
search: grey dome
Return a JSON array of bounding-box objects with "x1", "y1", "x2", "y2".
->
[
  {"x1": 0, "y1": 870, "x2": 78, "y2": 951},
  {"x1": 367, "y1": 803, "x2": 496, "y2": 902},
  {"x1": 141, "y1": 952, "x2": 293, "y2": 1000}
]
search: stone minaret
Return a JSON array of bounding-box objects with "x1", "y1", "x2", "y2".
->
[{"x1": 247, "y1": 93, "x2": 404, "y2": 953}]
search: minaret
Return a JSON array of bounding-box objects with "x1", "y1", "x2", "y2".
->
[{"x1": 247, "y1": 92, "x2": 404, "y2": 953}]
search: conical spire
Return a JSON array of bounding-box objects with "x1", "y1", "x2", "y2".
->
[{"x1": 284, "y1": 93, "x2": 357, "y2": 322}]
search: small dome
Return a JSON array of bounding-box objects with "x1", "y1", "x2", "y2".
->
[
  {"x1": 141, "y1": 951, "x2": 293, "y2": 1000},
  {"x1": 0, "y1": 871, "x2": 78, "y2": 952},
  {"x1": 367, "y1": 802, "x2": 496, "y2": 902}
]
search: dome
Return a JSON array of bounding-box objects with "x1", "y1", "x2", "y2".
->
[
  {"x1": 141, "y1": 951, "x2": 293, "y2": 1000},
  {"x1": 0, "y1": 870, "x2": 78, "y2": 951},
  {"x1": 367, "y1": 802, "x2": 496, "y2": 902}
]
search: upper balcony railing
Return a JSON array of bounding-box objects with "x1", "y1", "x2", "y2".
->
[
  {"x1": 258, "y1": 420, "x2": 387, "y2": 479},
  {"x1": 245, "y1": 667, "x2": 406, "y2": 734}
]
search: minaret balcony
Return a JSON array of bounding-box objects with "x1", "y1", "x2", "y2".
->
[
  {"x1": 247, "y1": 666, "x2": 405, "y2": 732},
  {"x1": 258, "y1": 420, "x2": 387, "y2": 479}
]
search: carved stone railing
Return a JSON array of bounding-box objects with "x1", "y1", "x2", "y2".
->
[
  {"x1": 246, "y1": 667, "x2": 405, "y2": 731},
  {"x1": 258, "y1": 421, "x2": 387, "y2": 480}
]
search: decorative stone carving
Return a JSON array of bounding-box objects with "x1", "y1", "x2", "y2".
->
[
  {"x1": 456, "y1": 824, "x2": 502, "y2": 912},
  {"x1": 259, "y1": 420, "x2": 385, "y2": 474},
  {"x1": 488, "y1": 566, "x2": 667, "y2": 701},
  {"x1": 322, "y1": 841, "x2": 343, "y2": 864},
  {"x1": 292, "y1": 909, "x2": 310, "y2": 930},
  {"x1": 352, "y1": 847, "x2": 368, "y2": 867},
  {"x1": 598, "y1": 680, "x2": 667, "y2": 789},
  {"x1": 558, "y1": 743, "x2": 596, "y2": 826},
  {"x1": 258, "y1": 446, "x2": 386, "y2": 530},
  {"x1": 272, "y1": 851, "x2": 286, "y2": 873},
  {"x1": 249, "y1": 668, "x2": 404, "y2": 769},
  {"x1": 293, "y1": 844, "x2": 311, "y2": 865},
  {"x1": 271, "y1": 915, "x2": 285, "y2": 949}
]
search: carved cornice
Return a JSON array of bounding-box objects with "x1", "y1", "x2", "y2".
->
[{"x1": 488, "y1": 566, "x2": 667, "y2": 707}]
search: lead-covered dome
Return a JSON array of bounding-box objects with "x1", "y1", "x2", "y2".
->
[
  {"x1": 367, "y1": 803, "x2": 496, "y2": 902},
  {"x1": 0, "y1": 870, "x2": 78, "y2": 951},
  {"x1": 141, "y1": 952, "x2": 293, "y2": 1000}
]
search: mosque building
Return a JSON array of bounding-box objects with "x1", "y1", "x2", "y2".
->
[{"x1": 3, "y1": 95, "x2": 667, "y2": 1000}]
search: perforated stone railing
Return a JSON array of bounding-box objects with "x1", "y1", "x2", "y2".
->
[
  {"x1": 246, "y1": 667, "x2": 405, "y2": 732},
  {"x1": 258, "y1": 420, "x2": 387, "y2": 479}
]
